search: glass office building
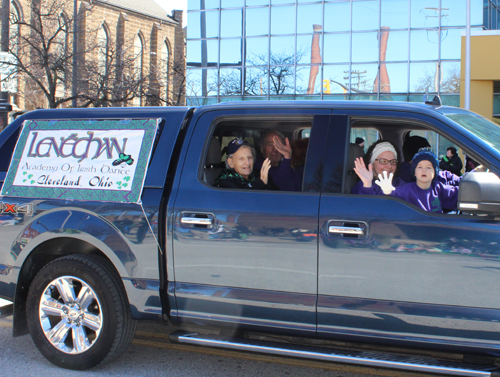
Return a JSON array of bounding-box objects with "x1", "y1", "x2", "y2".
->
[{"x1": 186, "y1": 0, "x2": 500, "y2": 105}]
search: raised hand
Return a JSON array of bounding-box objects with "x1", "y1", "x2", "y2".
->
[
  {"x1": 375, "y1": 171, "x2": 395, "y2": 195},
  {"x1": 353, "y1": 157, "x2": 373, "y2": 187},
  {"x1": 273, "y1": 136, "x2": 292, "y2": 159},
  {"x1": 260, "y1": 158, "x2": 271, "y2": 185}
]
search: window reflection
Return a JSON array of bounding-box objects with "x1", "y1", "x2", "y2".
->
[
  {"x1": 187, "y1": 11, "x2": 220, "y2": 39},
  {"x1": 296, "y1": 65, "x2": 320, "y2": 94},
  {"x1": 323, "y1": 33, "x2": 350, "y2": 63},
  {"x1": 441, "y1": 0, "x2": 467, "y2": 26},
  {"x1": 349, "y1": 63, "x2": 378, "y2": 93},
  {"x1": 440, "y1": 29, "x2": 462, "y2": 60},
  {"x1": 471, "y1": 0, "x2": 484, "y2": 26},
  {"x1": 188, "y1": 0, "x2": 220, "y2": 11},
  {"x1": 324, "y1": 2, "x2": 351, "y2": 32},
  {"x1": 186, "y1": 40, "x2": 219, "y2": 68},
  {"x1": 221, "y1": 0, "x2": 243, "y2": 7},
  {"x1": 410, "y1": 62, "x2": 437, "y2": 93},
  {"x1": 271, "y1": 5, "x2": 296, "y2": 34},
  {"x1": 245, "y1": 67, "x2": 268, "y2": 95},
  {"x1": 440, "y1": 61, "x2": 460, "y2": 93},
  {"x1": 352, "y1": 0, "x2": 379, "y2": 31},
  {"x1": 297, "y1": 4, "x2": 322, "y2": 34},
  {"x1": 246, "y1": 0, "x2": 270, "y2": 5},
  {"x1": 219, "y1": 68, "x2": 243, "y2": 95},
  {"x1": 323, "y1": 64, "x2": 351, "y2": 94},
  {"x1": 269, "y1": 65, "x2": 295, "y2": 95},
  {"x1": 246, "y1": 37, "x2": 269, "y2": 65},
  {"x1": 270, "y1": 35, "x2": 296, "y2": 61},
  {"x1": 297, "y1": 34, "x2": 322, "y2": 65},
  {"x1": 352, "y1": 32, "x2": 378, "y2": 62},
  {"x1": 384, "y1": 63, "x2": 408, "y2": 92},
  {"x1": 385, "y1": 30, "x2": 409, "y2": 61},
  {"x1": 246, "y1": 7, "x2": 269, "y2": 36},
  {"x1": 221, "y1": 10, "x2": 243, "y2": 37},
  {"x1": 186, "y1": 68, "x2": 219, "y2": 99},
  {"x1": 410, "y1": 30, "x2": 439, "y2": 61},
  {"x1": 411, "y1": 0, "x2": 440, "y2": 28},
  {"x1": 220, "y1": 39, "x2": 243, "y2": 65},
  {"x1": 381, "y1": 0, "x2": 409, "y2": 29},
  {"x1": 186, "y1": 1, "x2": 488, "y2": 101}
]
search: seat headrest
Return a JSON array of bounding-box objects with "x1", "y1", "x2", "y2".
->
[
  {"x1": 206, "y1": 138, "x2": 222, "y2": 166},
  {"x1": 348, "y1": 143, "x2": 365, "y2": 170}
]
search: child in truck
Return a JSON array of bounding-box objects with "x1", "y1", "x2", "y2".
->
[{"x1": 353, "y1": 148, "x2": 459, "y2": 213}]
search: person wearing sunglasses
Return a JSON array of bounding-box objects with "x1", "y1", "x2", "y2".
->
[{"x1": 351, "y1": 140, "x2": 404, "y2": 194}]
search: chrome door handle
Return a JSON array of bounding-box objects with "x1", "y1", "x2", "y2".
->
[
  {"x1": 328, "y1": 226, "x2": 364, "y2": 235},
  {"x1": 326, "y1": 221, "x2": 367, "y2": 239},
  {"x1": 181, "y1": 217, "x2": 213, "y2": 226}
]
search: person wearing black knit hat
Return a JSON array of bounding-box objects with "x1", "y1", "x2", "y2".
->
[
  {"x1": 355, "y1": 137, "x2": 365, "y2": 149},
  {"x1": 216, "y1": 138, "x2": 271, "y2": 189},
  {"x1": 354, "y1": 148, "x2": 459, "y2": 213},
  {"x1": 411, "y1": 148, "x2": 439, "y2": 181}
]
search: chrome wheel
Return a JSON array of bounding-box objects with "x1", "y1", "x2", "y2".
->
[{"x1": 39, "y1": 276, "x2": 103, "y2": 354}]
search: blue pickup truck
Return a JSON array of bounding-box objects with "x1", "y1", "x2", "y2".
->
[{"x1": 1, "y1": 100, "x2": 500, "y2": 375}]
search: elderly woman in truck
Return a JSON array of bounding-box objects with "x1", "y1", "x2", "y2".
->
[{"x1": 215, "y1": 138, "x2": 271, "y2": 189}]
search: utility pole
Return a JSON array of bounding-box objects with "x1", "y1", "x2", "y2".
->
[
  {"x1": 465, "y1": 0, "x2": 471, "y2": 110},
  {"x1": 0, "y1": 0, "x2": 13, "y2": 130}
]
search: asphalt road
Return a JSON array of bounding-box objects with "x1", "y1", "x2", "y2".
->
[{"x1": 0, "y1": 300, "x2": 432, "y2": 377}]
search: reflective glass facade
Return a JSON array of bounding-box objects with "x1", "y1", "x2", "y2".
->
[{"x1": 186, "y1": 0, "x2": 500, "y2": 105}]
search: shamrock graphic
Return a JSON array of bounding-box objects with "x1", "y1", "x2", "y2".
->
[
  {"x1": 23, "y1": 173, "x2": 34, "y2": 184},
  {"x1": 115, "y1": 176, "x2": 131, "y2": 190}
]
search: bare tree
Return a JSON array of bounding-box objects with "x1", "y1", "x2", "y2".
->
[
  {"x1": 5, "y1": 0, "x2": 95, "y2": 108},
  {"x1": 191, "y1": 49, "x2": 308, "y2": 101},
  {"x1": 440, "y1": 64, "x2": 460, "y2": 94},
  {"x1": 78, "y1": 38, "x2": 157, "y2": 108},
  {"x1": 146, "y1": 58, "x2": 186, "y2": 107},
  {"x1": 4, "y1": 0, "x2": 181, "y2": 109},
  {"x1": 413, "y1": 64, "x2": 460, "y2": 94}
]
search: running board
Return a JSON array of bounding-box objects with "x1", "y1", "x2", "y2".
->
[{"x1": 169, "y1": 331, "x2": 500, "y2": 377}]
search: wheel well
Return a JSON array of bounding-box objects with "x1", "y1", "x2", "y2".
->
[{"x1": 13, "y1": 237, "x2": 111, "y2": 337}]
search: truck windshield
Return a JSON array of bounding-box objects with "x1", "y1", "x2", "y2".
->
[{"x1": 443, "y1": 112, "x2": 500, "y2": 154}]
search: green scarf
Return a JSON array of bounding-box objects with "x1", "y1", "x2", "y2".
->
[{"x1": 216, "y1": 169, "x2": 256, "y2": 185}]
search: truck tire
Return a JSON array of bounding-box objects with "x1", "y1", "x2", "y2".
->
[{"x1": 26, "y1": 254, "x2": 136, "y2": 370}]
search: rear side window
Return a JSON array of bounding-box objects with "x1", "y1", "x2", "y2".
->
[{"x1": 202, "y1": 117, "x2": 313, "y2": 191}]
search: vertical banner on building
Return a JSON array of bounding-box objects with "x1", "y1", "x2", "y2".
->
[{"x1": 1, "y1": 118, "x2": 159, "y2": 203}]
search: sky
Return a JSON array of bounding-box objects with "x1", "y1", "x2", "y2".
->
[{"x1": 155, "y1": 0, "x2": 188, "y2": 27}]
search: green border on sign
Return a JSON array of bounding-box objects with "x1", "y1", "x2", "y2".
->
[{"x1": 1, "y1": 118, "x2": 159, "y2": 203}]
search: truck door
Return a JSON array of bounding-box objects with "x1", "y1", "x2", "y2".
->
[
  {"x1": 317, "y1": 110, "x2": 500, "y2": 349},
  {"x1": 171, "y1": 107, "x2": 330, "y2": 335}
]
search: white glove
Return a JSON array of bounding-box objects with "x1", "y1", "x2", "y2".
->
[{"x1": 374, "y1": 171, "x2": 395, "y2": 195}]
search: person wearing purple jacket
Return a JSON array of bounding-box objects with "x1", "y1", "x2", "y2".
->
[
  {"x1": 254, "y1": 131, "x2": 303, "y2": 191},
  {"x1": 354, "y1": 149, "x2": 459, "y2": 213},
  {"x1": 351, "y1": 140, "x2": 404, "y2": 195},
  {"x1": 400, "y1": 135, "x2": 461, "y2": 186}
]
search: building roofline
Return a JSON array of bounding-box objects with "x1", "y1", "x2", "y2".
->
[{"x1": 93, "y1": 0, "x2": 180, "y2": 25}]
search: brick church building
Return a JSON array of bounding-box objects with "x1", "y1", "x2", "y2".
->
[{"x1": 3, "y1": 0, "x2": 185, "y2": 112}]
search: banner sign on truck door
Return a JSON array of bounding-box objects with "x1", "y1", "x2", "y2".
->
[{"x1": 1, "y1": 118, "x2": 159, "y2": 203}]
